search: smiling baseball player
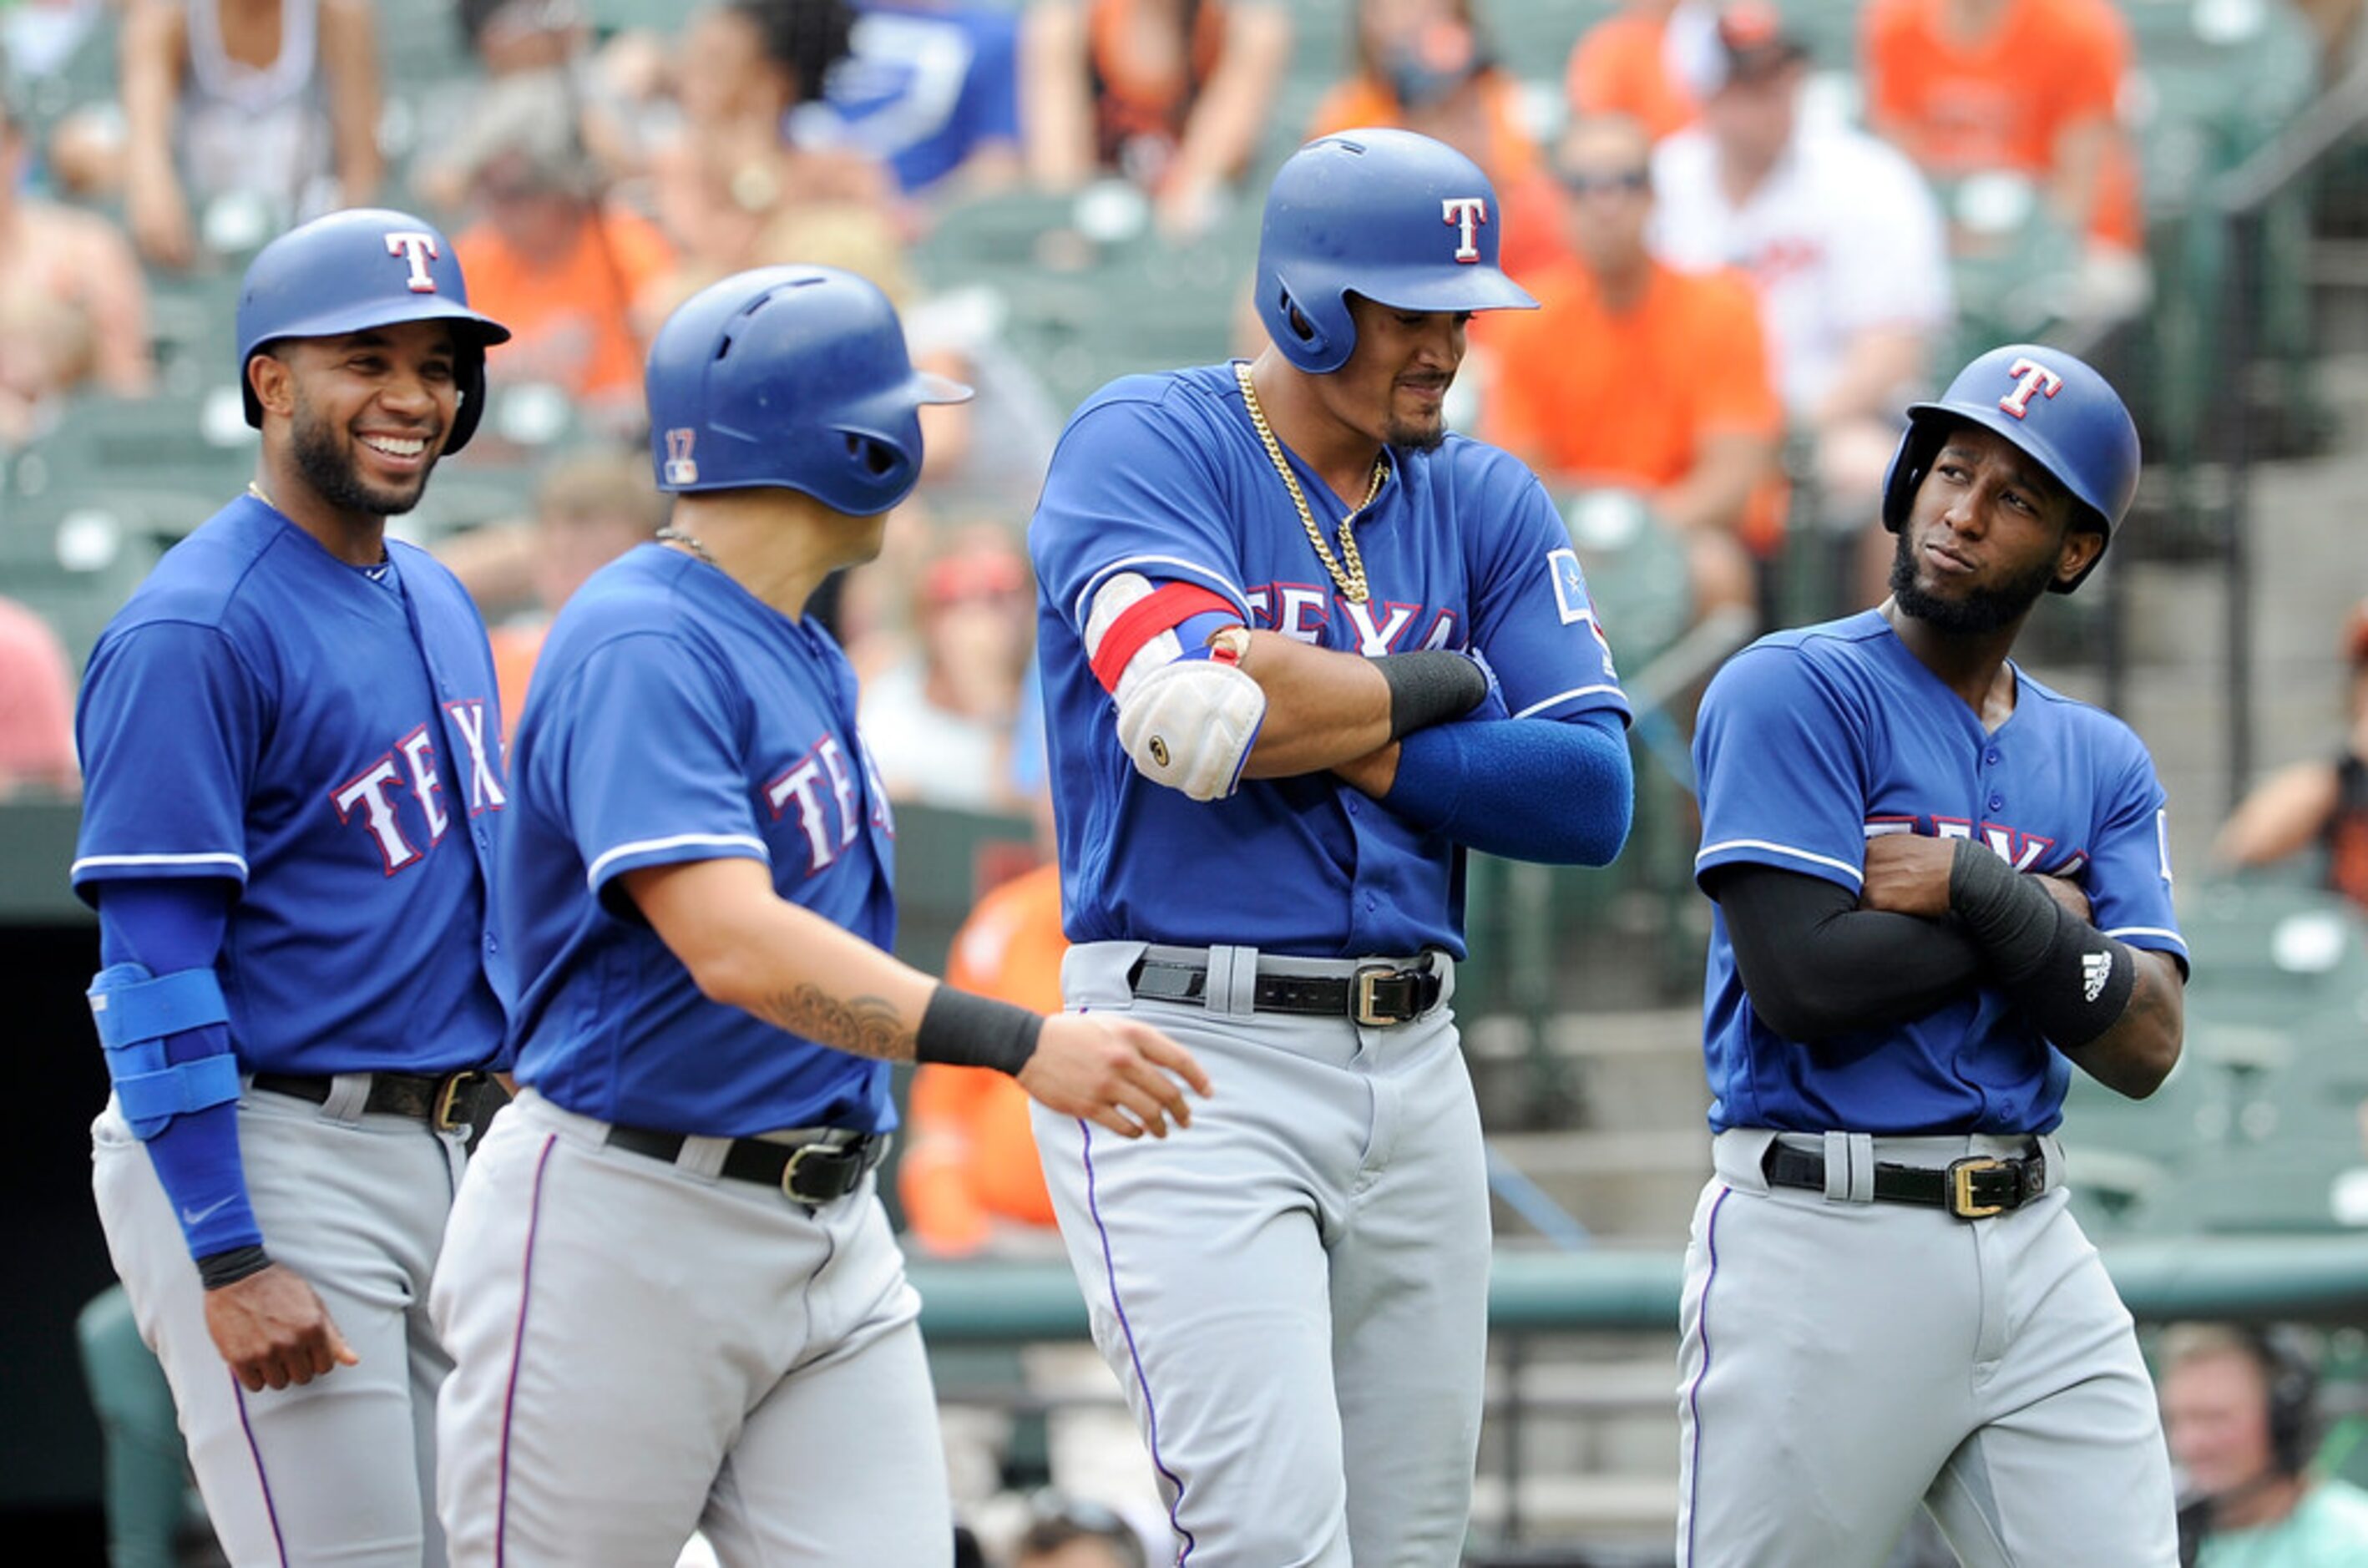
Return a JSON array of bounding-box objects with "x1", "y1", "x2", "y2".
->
[
  {"x1": 1680, "y1": 344, "x2": 2188, "y2": 1565},
  {"x1": 428, "y1": 265, "x2": 1209, "y2": 1566},
  {"x1": 73, "y1": 208, "x2": 513, "y2": 1566},
  {"x1": 1027, "y1": 129, "x2": 1636, "y2": 1565}
]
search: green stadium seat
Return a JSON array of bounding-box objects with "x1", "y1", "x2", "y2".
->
[{"x1": 2065, "y1": 883, "x2": 2368, "y2": 1237}]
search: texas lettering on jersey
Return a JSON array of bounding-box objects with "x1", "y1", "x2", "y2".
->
[
  {"x1": 1865, "y1": 814, "x2": 2084, "y2": 878},
  {"x1": 1243, "y1": 583, "x2": 1464, "y2": 653},
  {"x1": 764, "y1": 734, "x2": 895, "y2": 875},
  {"x1": 332, "y1": 700, "x2": 507, "y2": 875}
]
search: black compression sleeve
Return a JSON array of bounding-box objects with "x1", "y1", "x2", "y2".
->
[
  {"x1": 1371, "y1": 650, "x2": 1490, "y2": 741},
  {"x1": 1946, "y1": 840, "x2": 2138, "y2": 1048},
  {"x1": 1710, "y1": 864, "x2": 1988, "y2": 1040}
]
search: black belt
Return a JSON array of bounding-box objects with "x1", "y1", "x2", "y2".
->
[
  {"x1": 604, "y1": 1124, "x2": 886, "y2": 1205},
  {"x1": 1763, "y1": 1143, "x2": 2048, "y2": 1220},
  {"x1": 251, "y1": 1070, "x2": 492, "y2": 1133},
  {"x1": 1128, "y1": 955, "x2": 1442, "y2": 1026}
]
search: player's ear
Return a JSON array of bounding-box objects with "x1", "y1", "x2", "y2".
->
[
  {"x1": 2053, "y1": 522, "x2": 2107, "y2": 590},
  {"x1": 248, "y1": 350, "x2": 296, "y2": 422}
]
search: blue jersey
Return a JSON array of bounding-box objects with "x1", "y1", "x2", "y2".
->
[
  {"x1": 1030, "y1": 363, "x2": 1631, "y2": 959},
  {"x1": 1692, "y1": 609, "x2": 2188, "y2": 1136},
  {"x1": 73, "y1": 495, "x2": 510, "y2": 1075},
  {"x1": 823, "y1": 3, "x2": 1021, "y2": 193},
  {"x1": 501, "y1": 546, "x2": 898, "y2": 1138}
]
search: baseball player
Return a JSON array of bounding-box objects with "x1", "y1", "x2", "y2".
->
[
  {"x1": 1027, "y1": 128, "x2": 1636, "y2": 1565},
  {"x1": 73, "y1": 208, "x2": 514, "y2": 1566},
  {"x1": 1679, "y1": 344, "x2": 2189, "y2": 1566},
  {"x1": 428, "y1": 266, "x2": 1210, "y2": 1566}
]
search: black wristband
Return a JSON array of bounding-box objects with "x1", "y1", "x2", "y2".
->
[
  {"x1": 1946, "y1": 839, "x2": 2138, "y2": 1048},
  {"x1": 197, "y1": 1244, "x2": 272, "y2": 1292},
  {"x1": 915, "y1": 985, "x2": 1044, "y2": 1076},
  {"x1": 1373, "y1": 650, "x2": 1490, "y2": 741}
]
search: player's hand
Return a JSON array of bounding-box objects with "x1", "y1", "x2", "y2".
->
[
  {"x1": 2035, "y1": 873, "x2": 2092, "y2": 924},
  {"x1": 1017, "y1": 1014, "x2": 1212, "y2": 1140},
  {"x1": 1857, "y1": 834, "x2": 1956, "y2": 918},
  {"x1": 1331, "y1": 742, "x2": 1400, "y2": 798},
  {"x1": 202, "y1": 1263, "x2": 359, "y2": 1393}
]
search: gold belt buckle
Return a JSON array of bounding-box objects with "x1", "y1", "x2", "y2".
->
[
  {"x1": 1947, "y1": 1156, "x2": 2009, "y2": 1219},
  {"x1": 1353, "y1": 966, "x2": 1395, "y2": 1028},
  {"x1": 780, "y1": 1142, "x2": 841, "y2": 1201},
  {"x1": 432, "y1": 1071, "x2": 484, "y2": 1134}
]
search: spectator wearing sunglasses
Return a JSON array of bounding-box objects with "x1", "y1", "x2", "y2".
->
[{"x1": 1483, "y1": 112, "x2": 1781, "y2": 626}]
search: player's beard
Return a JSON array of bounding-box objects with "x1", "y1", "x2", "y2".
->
[
  {"x1": 1888, "y1": 525, "x2": 2057, "y2": 635},
  {"x1": 291, "y1": 393, "x2": 438, "y2": 518},
  {"x1": 1386, "y1": 413, "x2": 1450, "y2": 453}
]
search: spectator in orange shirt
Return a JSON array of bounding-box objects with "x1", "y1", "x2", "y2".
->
[
  {"x1": 1565, "y1": 0, "x2": 1721, "y2": 144},
  {"x1": 1022, "y1": 0, "x2": 1291, "y2": 240},
  {"x1": 899, "y1": 857, "x2": 1066, "y2": 1256},
  {"x1": 1862, "y1": 0, "x2": 2147, "y2": 316},
  {"x1": 1306, "y1": 0, "x2": 1566, "y2": 275},
  {"x1": 1485, "y1": 113, "x2": 1779, "y2": 622},
  {"x1": 451, "y1": 74, "x2": 676, "y2": 428}
]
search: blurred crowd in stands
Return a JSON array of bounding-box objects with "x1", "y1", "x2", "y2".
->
[
  {"x1": 7, "y1": 0, "x2": 2368, "y2": 1560},
  {"x1": 0, "y1": 0, "x2": 2354, "y2": 802}
]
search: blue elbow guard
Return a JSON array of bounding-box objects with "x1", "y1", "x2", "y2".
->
[{"x1": 88, "y1": 964, "x2": 239, "y2": 1140}]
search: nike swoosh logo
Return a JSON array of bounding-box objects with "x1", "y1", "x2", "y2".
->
[{"x1": 180, "y1": 1196, "x2": 235, "y2": 1227}]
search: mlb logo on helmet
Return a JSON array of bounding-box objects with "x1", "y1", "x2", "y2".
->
[
  {"x1": 663, "y1": 428, "x2": 700, "y2": 486},
  {"x1": 1441, "y1": 197, "x2": 1489, "y2": 263},
  {"x1": 384, "y1": 231, "x2": 443, "y2": 295},
  {"x1": 1997, "y1": 356, "x2": 2064, "y2": 420}
]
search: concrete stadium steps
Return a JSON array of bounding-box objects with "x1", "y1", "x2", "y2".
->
[{"x1": 1469, "y1": 1009, "x2": 1709, "y2": 1243}]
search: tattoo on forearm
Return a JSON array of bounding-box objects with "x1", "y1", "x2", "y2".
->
[{"x1": 756, "y1": 988, "x2": 915, "y2": 1061}]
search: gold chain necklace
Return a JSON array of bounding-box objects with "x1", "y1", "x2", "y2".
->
[
  {"x1": 1233, "y1": 360, "x2": 1386, "y2": 604},
  {"x1": 246, "y1": 481, "x2": 277, "y2": 511}
]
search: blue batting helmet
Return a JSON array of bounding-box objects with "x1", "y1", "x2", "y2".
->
[
  {"x1": 643, "y1": 266, "x2": 971, "y2": 515},
  {"x1": 235, "y1": 208, "x2": 511, "y2": 453},
  {"x1": 1254, "y1": 128, "x2": 1536, "y2": 375},
  {"x1": 1881, "y1": 343, "x2": 2140, "y2": 594}
]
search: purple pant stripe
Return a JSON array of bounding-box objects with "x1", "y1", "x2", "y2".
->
[
  {"x1": 494, "y1": 1133, "x2": 559, "y2": 1567},
  {"x1": 1682, "y1": 1185, "x2": 1732, "y2": 1568},
  {"x1": 1079, "y1": 1119, "x2": 1197, "y2": 1565},
  {"x1": 230, "y1": 1375, "x2": 290, "y2": 1565}
]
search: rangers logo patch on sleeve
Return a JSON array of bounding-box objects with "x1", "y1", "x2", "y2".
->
[{"x1": 1547, "y1": 548, "x2": 1590, "y2": 625}]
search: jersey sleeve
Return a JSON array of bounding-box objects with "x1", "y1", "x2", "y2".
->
[
  {"x1": 72, "y1": 621, "x2": 264, "y2": 897},
  {"x1": 537, "y1": 632, "x2": 769, "y2": 908},
  {"x1": 2082, "y1": 733, "x2": 2188, "y2": 974},
  {"x1": 1030, "y1": 392, "x2": 1251, "y2": 640},
  {"x1": 1463, "y1": 457, "x2": 1632, "y2": 727},
  {"x1": 1693, "y1": 644, "x2": 1874, "y2": 893}
]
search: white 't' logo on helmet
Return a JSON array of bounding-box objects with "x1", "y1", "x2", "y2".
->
[
  {"x1": 1441, "y1": 197, "x2": 1489, "y2": 263},
  {"x1": 385, "y1": 232, "x2": 441, "y2": 294}
]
